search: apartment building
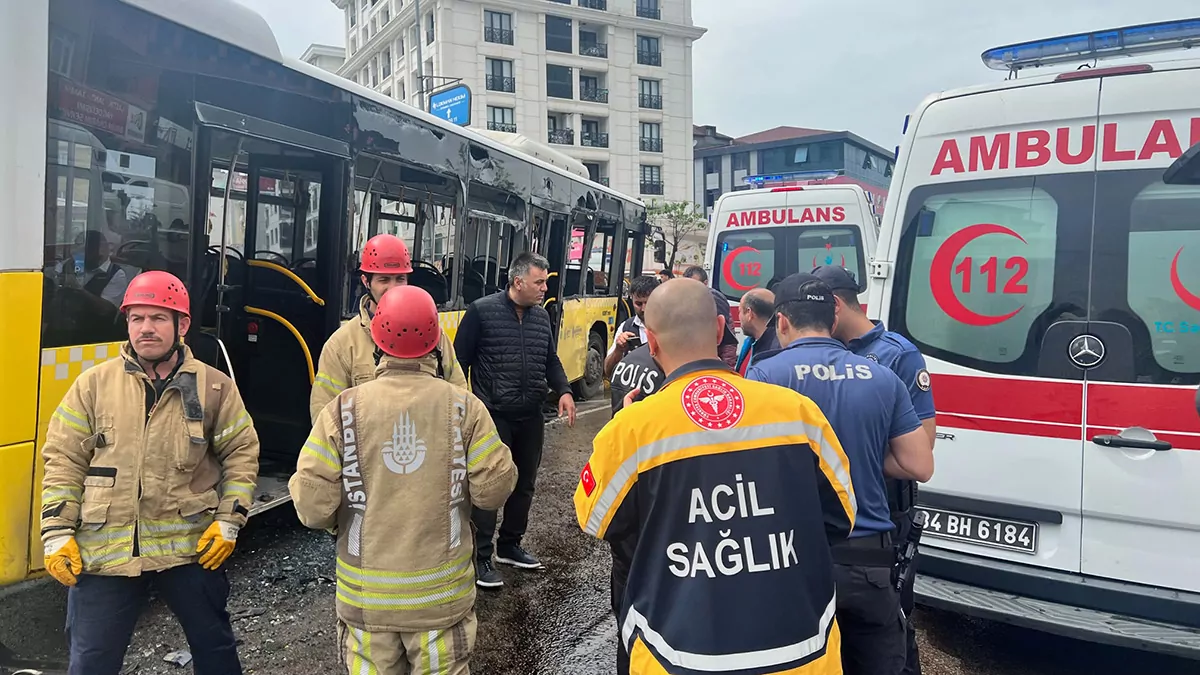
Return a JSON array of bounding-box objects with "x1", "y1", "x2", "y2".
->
[{"x1": 328, "y1": 0, "x2": 706, "y2": 206}]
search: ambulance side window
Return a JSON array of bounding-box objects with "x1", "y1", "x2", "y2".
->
[
  {"x1": 713, "y1": 231, "x2": 777, "y2": 302},
  {"x1": 1094, "y1": 172, "x2": 1200, "y2": 383},
  {"x1": 890, "y1": 175, "x2": 1094, "y2": 375},
  {"x1": 796, "y1": 226, "x2": 865, "y2": 291}
]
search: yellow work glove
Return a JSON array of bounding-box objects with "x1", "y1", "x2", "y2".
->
[
  {"x1": 197, "y1": 521, "x2": 239, "y2": 570},
  {"x1": 44, "y1": 535, "x2": 83, "y2": 587}
]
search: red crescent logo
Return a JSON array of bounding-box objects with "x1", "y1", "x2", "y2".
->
[
  {"x1": 722, "y1": 246, "x2": 760, "y2": 292},
  {"x1": 1170, "y1": 247, "x2": 1200, "y2": 311},
  {"x1": 930, "y1": 223, "x2": 1027, "y2": 327}
]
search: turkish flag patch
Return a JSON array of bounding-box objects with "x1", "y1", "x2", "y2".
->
[{"x1": 580, "y1": 462, "x2": 597, "y2": 497}]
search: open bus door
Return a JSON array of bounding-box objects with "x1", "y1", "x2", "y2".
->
[{"x1": 191, "y1": 115, "x2": 349, "y2": 514}]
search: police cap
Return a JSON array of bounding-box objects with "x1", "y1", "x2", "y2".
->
[
  {"x1": 811, "y1": 265, "x2": 861, "y2": 293},
  {"x1": 773, "y1": 272, "x2": 835, "y2": 309}
]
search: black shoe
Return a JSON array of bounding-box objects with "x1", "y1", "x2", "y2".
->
[
  {"x1": 495, "y1": 545, "x2": 544, "y2": 570},
  {"x1": 475, "y1": 558, "x2": 504, "y2": 588}
]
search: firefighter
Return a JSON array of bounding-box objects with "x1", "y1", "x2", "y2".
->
[
  {"x1": 40, "y1": 270, "x2": 260, "y2": 675},
  {"x1": 576, "y1": 278, "x2": 856, "y2": 675},
  {"x1": 310, "y1": 233, "x2": 466, "y2": 422},
  {"x1": 291, "y1": 284, "x2": 518, "y2": 675}
]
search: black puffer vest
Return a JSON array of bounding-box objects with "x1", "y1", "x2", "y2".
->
[{"x1": 470, "y1": 291, "x2": 555, "y2": 417}]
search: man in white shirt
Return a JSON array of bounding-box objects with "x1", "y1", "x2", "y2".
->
[{"x1": 57, "y1": 230, "x2": 131, "y2": 308}]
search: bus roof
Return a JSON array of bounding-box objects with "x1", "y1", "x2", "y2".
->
[{"x1": 117, "y1": 0, "x2": 644, "y2": 209}]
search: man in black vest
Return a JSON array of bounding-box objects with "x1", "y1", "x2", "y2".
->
[{"x1": 455, "y1": 252, "x2": 576, "y2": 589}]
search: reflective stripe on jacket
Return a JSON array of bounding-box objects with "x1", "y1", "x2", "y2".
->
[
  {"x1": 575, "y1": 360, "x2": 856, "y2": 675},
  {"x1": 40, "y1": 344, "x2": 260, "y2": 577},
  {"x1": 291, "y1": 354, "x2": 517, "y2": 633},
  {"x1": 310, "y1": 294, "x2": 466, "y2": 421}
]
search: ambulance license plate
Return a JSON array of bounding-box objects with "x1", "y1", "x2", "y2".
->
[{"x1": 914, "y1": 506, "x2": 1038, "y2": 554}]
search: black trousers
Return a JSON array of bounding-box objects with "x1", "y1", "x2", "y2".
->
[
  {"x1": 893, "y1": 513, "x2": 922, "y2": 675},
  {"x1": 472, "y1": 412, "x2": 545, "y2": 559},
  {"x1": 66, "y1": 563, "x2": 241, "y2": 675},
  {"x1": 832, "y1": 535, "x2": 907, "y2": 675}
]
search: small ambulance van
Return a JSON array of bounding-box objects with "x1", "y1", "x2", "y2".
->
[
  {"x1": 706, "y1": 183, "x2": 880, "y2": 327},
  {"x1": 873, "y1": 18, "x2": 1200, "y2": 657}
]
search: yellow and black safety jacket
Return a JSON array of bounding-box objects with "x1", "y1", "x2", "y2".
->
[{"x1": 575, "y1": 359, "x2": 857, "y2": 675}]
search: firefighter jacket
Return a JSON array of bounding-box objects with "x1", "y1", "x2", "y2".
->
[
  {"x1": 311, "y1": 294, "x2": 467, "y2": 421},
  {"x1": 40, "y1": 344, "x2": 260, "y2": 577},
  {"x1": 574, "y1": 360, "x2": 857, "y2": 675},
  {"x1": 291, "y1": 354, "x2": 518, "y2": 633}
]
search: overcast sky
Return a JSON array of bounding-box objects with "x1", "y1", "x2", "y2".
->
[{"x1": 237, "y1": 0, "x2": 1197, "y2": 147}]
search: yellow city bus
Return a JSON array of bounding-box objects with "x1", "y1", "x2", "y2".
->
[{"x1": 0, "y1": 0, "x2": 648, "y2": 588}]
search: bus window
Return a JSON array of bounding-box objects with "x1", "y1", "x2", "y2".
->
[{"x1": 42, "y1": 1, "x2": 198, "y2": 348}]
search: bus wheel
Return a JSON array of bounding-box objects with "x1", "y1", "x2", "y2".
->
[{"x1": 574, "y1": 331, "x2": 605, "y2": 400}]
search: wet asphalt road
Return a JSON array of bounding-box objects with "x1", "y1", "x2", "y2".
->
[{"x1": 1, "y1": 399, "x2": 1197, "y2": 674}]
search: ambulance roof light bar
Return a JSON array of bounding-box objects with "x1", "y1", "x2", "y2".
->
[
  {"x1": 982, "y1": 17, "x2": 1200, "y2": 74},
  {"x1": 744, "y1": 169, "x2": 841, "y2": 186}
]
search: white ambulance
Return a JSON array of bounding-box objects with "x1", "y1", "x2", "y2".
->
[
  {"x1": 873, "y1": 18, "x2": 1200, "y2": 657},
  {"x1": 706, "y1": 182, "x2": 881, "y2": 329}
]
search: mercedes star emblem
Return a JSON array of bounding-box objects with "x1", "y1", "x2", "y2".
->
[{"x1": 1068, "y1": 334, "x2": 1105, "y2": 368}]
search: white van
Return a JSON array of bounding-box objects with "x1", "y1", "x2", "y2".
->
[
  {"x1": 706, "y1": 183, "x2": 880, "y2": 329},
  {"x1": 873, "y1": 18, "x2": 1200, "y2": 657}
]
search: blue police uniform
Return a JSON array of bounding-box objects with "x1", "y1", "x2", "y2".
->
[
  {"x1": 814, "y1": 266, "x2": 933, "y2": 675},
  {"x1": 746, "y1": 272, "x2": 920, "y2": 675}
]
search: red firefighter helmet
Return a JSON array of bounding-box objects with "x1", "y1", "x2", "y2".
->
[
  {"x1": 360, "y1": 234, "x2": 414, "y2": 275},
  {"x1": 120, "y1": 270, "x2": 191, "y2": 318},
  {"x1": 370, "y1": 285, "x2": 441, "y2": 359}
]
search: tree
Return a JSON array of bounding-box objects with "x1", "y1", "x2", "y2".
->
[{"x1": 646, "y1": 200, "x2": 708, "y2": 272}]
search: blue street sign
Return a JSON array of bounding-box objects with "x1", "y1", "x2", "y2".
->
[{"x1": 428, "y1": 84, "x2": 471, "y2": 126}]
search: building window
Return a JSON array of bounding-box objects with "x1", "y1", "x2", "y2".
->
[
  {"x1": 349, "y1": 7, "x2": 357, "y2": 27},
  {"x1": 425, "y1": 12, "x2": 435, "y2": 44},
  {"x1": 637, "y1": 35, "x2": 661, "y2": 66},
  {"x1": 581, "y1": 119, "x2": 608, "y2": 147},
  {"x1": 579, "y1": 0, "x2": 607, "y2": 10},
  {"x1": 636, "y1": 0, "x2": 661, "y2": 19},
  {"x1": 638, "y1": 78, "x2": 662, "y2": 109},
  {"x1": 640, "y1": 165, "x2": 663, "y2": 195},
  {"x1": 485, "y1": 58, "x2": 515, "y2": 92},
  {"x1": 547, "y1": 64, "x2": 573, "y2": 99},
  {"x1": 703, "y1": 157, "x2": 719, "y2": 174},
  {"x1": 640, "y1": 122, "x2": 662, "y2": 152},
  {"x1": 546, "y1": 16, "x2": 573, "y2": 54},
  {"x1": 488, "y1": 106, "x2": 516, "y2": 133},
  {"x1": 732, "y1": 152, "x2": 750, "y2": 172},
  {"x1": 349, "y1": 36, "x2": 357, "y2": 54},
  {"x1": 397, "y1": 35, "x2": 405, "y2": 54},
  {"x1": 548, "y1": 115, "x2": 574, "y2": 145},
  {"x1": 579, "y1": 29, "x2": 607, "y2": 58},
  {"x1": 484, "y1": 11, "x2": 513, "y2": 44},
  {"x1": 579, "y1": 74, "x2": 607, "y2": 103},
  {"x1": 381, "y1": 48, "x2": 391, "y2": 78},
  {"x1": 369, "y1": 57, "x2": 377, "y2": 86},
  {"x1": 400, "y1": 80, "x2": 406, "y2": 100},
  {"x1": 380, "y1": 5, "x2": 389, "y2": 24}
]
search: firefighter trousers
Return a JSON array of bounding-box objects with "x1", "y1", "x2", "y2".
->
[
  {"x1": 65, "y1": 563, "x2": 241, "y2": 675},
  {"x1": 339, "y1": 611, "x2": 477, "y2": 675}
]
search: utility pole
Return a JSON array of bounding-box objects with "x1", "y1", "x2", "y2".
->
[{"x1": 414, "y1": 0, "x2": 426, "y2": 111}]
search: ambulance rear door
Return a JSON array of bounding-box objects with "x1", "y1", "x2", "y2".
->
[
  {"x1": 1080, "y1": 68, "x2": 1200, "y2": 593},
  {"x1": 880, "y1": 78, "x2": 1103, "y2": 574}
]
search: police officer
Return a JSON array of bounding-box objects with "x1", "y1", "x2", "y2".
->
[
  {"x1": 291, "y1": 285, "x2": 517, "y2": 674},
  {"x1": 576, "y1": 278, "x2": 857, "y2": 675},
  {"x1": 310, "y1": 233, "x2": 466, "y2": 422},
  {"x1": 746, "y1": 272, "x2": 934, "y2": 675},
  {"x1": 812, "y1": 265, "x2": 936, "y2": 675},
  {"x1": 604, "y1": 275, "x2": 660, "y2": 383},
  {"x1": 41, "y1": 270, "x2": 260, "y2": 675}
]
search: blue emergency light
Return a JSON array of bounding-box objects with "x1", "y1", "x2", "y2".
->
[
  {"x1": 743, "y1": 169, "x2": 842, "y2": 186},
  {"x1": 982, "y1": 17, "x2": 1200, "y2": 72}
]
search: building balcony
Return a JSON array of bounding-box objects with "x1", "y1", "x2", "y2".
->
[
  {"x1": 578, "y1": 0, "x2": 607, "y2": 9},
  {"x1": 579, "y1": 42, "x2": 608, "y2": 58},
  {"x1": 640, "y1": 180, "x2": 664, "y2": 195},
  {"x1": 488, "y1": 122, "x2": 517, "y2": 133},
  {"x1": 548, "y1": 128, "x2": 575, "y2": 145},
  {"x1": 636, "y1": 2, "x2": 661, "y2": 19},
  {"x1": 637, "y1": 50, "x2": 661, "y2": 66},
  {"x1": 486, "y1": 75, "x2": 516, "y2": 92},
  {"x1": 640, "y1": 137, "x2": 663, "y2": 152},
  {"x1": 580, "y1": 87, "x2": 609, "y2": 103},
  {"x1": 581, "y1": 132, "x2": 609, "y2": 148},
  {"x1": 484, "y1": 27, "x2": 514, "y2": 45},
  {"x1": 638, "y1": 93, "x2": 663, "y2": 109}
]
